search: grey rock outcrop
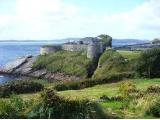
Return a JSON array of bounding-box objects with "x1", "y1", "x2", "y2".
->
[
  {"x1": 1, "y1": 55, "x2": 82, "y2": 81},
  {"x1": 14, "y1": 57, "x2": 37, "y2": 75},
  {"x1": 3, "y1": 56, "x2": 30, "y2": 73}
]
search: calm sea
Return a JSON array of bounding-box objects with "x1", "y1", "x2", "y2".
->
[{"x1": 0, "y1": 41, "x2": 64, "y2": 84}]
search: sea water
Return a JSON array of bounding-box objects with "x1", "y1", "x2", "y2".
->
[{"x1": 0, "y1": 40, "x2": 64, "y2": 84}]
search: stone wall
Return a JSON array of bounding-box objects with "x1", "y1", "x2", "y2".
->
[
  {"x1": 62, "y1": 44, "x2": 88, "y2": 52},
  {"x1": 40, "y1": 41, "x2": 107, "y2": 59},
  {"x1": 40, "y1": 45, "x2": 61, "y2": 55},
  {"x1": 87, "y1": 42, "x2": 102, "y2": 59}
]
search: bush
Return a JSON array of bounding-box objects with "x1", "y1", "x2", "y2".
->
[
  {"x1": 135, "y1": 48, "x2": 160, "y2": 78},
  {"x1": 27, "y1": 89, "x2": 107, "y2": 119},
  {"x1": 100, "y1": 95, "x2": 123, "y2": 101},
  {"x1": 0, "y1": 81, "x2": 44, "y2": 98},
  {"x1": 146, "y1": 85, "x2": 160, "y2": 93},
  {"x1": 119, "y1": 81, "x2": 137, "y2": 98},
  {"x1": 0, "y1": 95, "x2": 33, "y2": 119},
  {"x1": 146, "y1": 99, "x2": 160, "y2": 117},
  {"x1": 54, "y1": 72, "x2": 134, "y2": 91}
]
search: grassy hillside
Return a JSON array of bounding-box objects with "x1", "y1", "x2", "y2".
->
[
  {"x1": 5, "y1": 78, "x2": 159, "y2": 119},
  {"x1": 1, "y1": 49, "x2": 160, "y2": 118},
  {"x1": 59, "y1": 78, "x2": 160, "y2": 118},
  {"x1": 59, "y1": 78, "x2": 160, "y2": 99},
  {"x1": 118, "y1": 50, "x2": 140, "y2": 60},
  {"x1": 93, "y1": 49, "x2": 133, "y2": 80},
  {"x1": 33, "y1": 51, "x2": 92, "y2": 77}
]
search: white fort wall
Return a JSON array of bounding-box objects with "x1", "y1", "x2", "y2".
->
[
  {"x1": 40, "y1": 45, "x2": 61, "y2": 55},
  {"x1": 62, "y1": 44, "x2": 88, "y2": 52},
  {"x1": 40, "y1": 43, "x2": 105, "y2": 59}
]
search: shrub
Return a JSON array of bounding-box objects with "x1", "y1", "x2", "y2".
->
[
  {"x1": 54, "y1": 72, "x2": 134, "y2": 91},
  {"x1": 27, "y1": 89, "x2": 107, "y2": 119},
  {"x1": 135, "y1": 48, "x2": 160, "y2": 78},
  {"x1": 100, "y1": 95, "x2": 111, "y2": 101},
  {"x1": 0, "y1": 95, "x2": 33, "y2": 119},
  {"x1": 100, "y1": 95, "x2": 123, "y2": 101},
  {"x1": 146, "y1": 99, "x2": 160, "y2": 117},
  {"x1": 146, "y1": 85, "x2": 160, "y2": 93},
  {"x1": 0, "y1": 81, "x2": 44, "y2": 98},
  {"x1": 119, "y1": 81, "x2": 137, "y2": 98}
]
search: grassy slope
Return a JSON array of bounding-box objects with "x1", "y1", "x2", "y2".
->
[
  {"x1": 118, "y1": 50, "x2": 141, "y2": 60},
  {"x1": 1, "y1": 50, "x2": 159, "y2": 118},
  {"x1": 59, "y1": 78, "x2": 160, "y2": 100},
  {"x1": 59, "y1": 78, "x2": 160, "y2": 118},
  {"x1": 33, "y1": 51, "x2": 92, "y2": 77},
  {"x1": 17, "y1": 78, "x2": 160, "y2": 101},
  {"x1": 16, "y1": 78, "x2": 160, "y2": 118},
  {"x1": 93, "y1": 49, "x2": 132, "y2": 80}
]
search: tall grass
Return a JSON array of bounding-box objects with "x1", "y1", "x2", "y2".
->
[{"x1": 27, "y1": 89, "x2": 107, "y2": 119}]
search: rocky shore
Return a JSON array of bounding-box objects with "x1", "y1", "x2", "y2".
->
[{"x1": 0, "y1": 55, "x2": 81, "y2": 81}]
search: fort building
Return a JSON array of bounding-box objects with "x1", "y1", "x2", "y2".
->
[{"x1": 40, "y1": 35, "x2": 112, "y2": 59}]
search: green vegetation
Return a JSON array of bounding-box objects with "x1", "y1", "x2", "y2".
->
[
  {"x1": 33, "y1": 51, "x2": 92, "y2": 77},
  {"x1": 54, "y1": 73, "x2": 133, "y2": 91},
  {"x1": 93, "y1": 49, "x2": 134, "y2": 80},
  {"x1": 146, "y1": 98, "x2": 160, "y2": 117},
  {"x1": 1, "y1": 48, "x2": 160, "y2": 118},
  {"x1": 59, "y1": 78, "x2": 160, "y2": 100},
  {"x1": 0, "y1": 78, "x2": 160, "y2": 118},
  {"x1": 118, "y1": 50, "x2": 140, "y2": 60},
  {"x1": 135, "y1": 48, "x2": 160, "y2": 78},
  {"x1": 0, "y1": 95, "x2": 33, "y2": 118},
  {"x1": 98, "y1": 34, "x2": 112, "y2": 47},
  {"x1": 59, "y1": 78, "x2": 160, "y2": 118},
  {"x1": 28, "y1": 89, "x2": 107, "y2": 119},
  {"x1": 0, "y1": 80, "x2": 44, "y2": 98}
]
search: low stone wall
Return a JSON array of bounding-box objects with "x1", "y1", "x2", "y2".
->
[
  {"x1": 40, "y1": 45, "x2": 61, "y2": 55},
  {"x1": 62, "y1": 44, "x2": 88, "y2": 52}
]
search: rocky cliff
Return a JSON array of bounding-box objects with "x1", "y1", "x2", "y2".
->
[{"x1": 1, "y1": 54, "x2": 86, "y2": 81}]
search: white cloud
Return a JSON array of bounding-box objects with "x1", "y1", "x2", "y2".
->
[
  {"x1": 103, "y1": 0, "x2": 160, "y2": 39},
  {"x1": 0, "y1": 0, "x2": 160, "y2": 40}
]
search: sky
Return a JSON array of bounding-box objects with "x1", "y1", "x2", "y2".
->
[{"x1": 0, "y1": 0, "x2": 160, "y2": 40}]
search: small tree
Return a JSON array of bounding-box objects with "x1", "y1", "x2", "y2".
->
[{"x1": 135, "y1": 48, "x2": 160, "y2": 78}]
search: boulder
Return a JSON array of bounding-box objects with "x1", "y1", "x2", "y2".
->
[
  {"x1": 14, "y1": 57, "x2": 37, "y2": 75},
  {"x1": 29, "y1": 69, "x2": 47, "y2": 78},
  {"x1": 3, "y1": 56, "x2": 28, "y2": 73}
]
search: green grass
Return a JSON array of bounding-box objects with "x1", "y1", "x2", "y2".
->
[
  {"x1": 1, "y1": 78, "x2": 160, "y2": 118},
  {"x1": 118, "y1": 50, "x2": 141, "y2": 60},
  {"x1": 93, "y1": 49, "x2": 132, "y2": 80},
  {"x1": 57, "y1": 78, "x2": 160, "y2": 119},
  {"x1": 100, "y1": 101, "x2": 123, "y2": 110},
  {"x1": 59, "y1": 78, "x2": 160, "y2": 100},
  {"x1": 33, "y1": 51, "x2": 92, "y2": 77}
]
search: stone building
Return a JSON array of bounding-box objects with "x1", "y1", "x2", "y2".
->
[
  {"x1": 40, "y1": 35, "x2": 112, "y2": 59},
  {"x1": 40, "y1": 45, "x2": 61, "y2": 55}
]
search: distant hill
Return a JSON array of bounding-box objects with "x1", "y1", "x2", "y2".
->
[
  {"x1": 0, "y1": 38, "x2": 150, "y2": 47},
  {"x1": 0, "y1": 38, "x2": 81, "y2": 42},
  {"x1": 112, "y1": 39, "x2": 149, "y2": 47}
]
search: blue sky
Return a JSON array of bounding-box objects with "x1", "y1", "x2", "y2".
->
[
  {"x1": 0, "y1": 0, "x2": 159, "y2": 40},
  {"x1": 66, "y1": 0, "x2": 145, "y2": 14}
]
